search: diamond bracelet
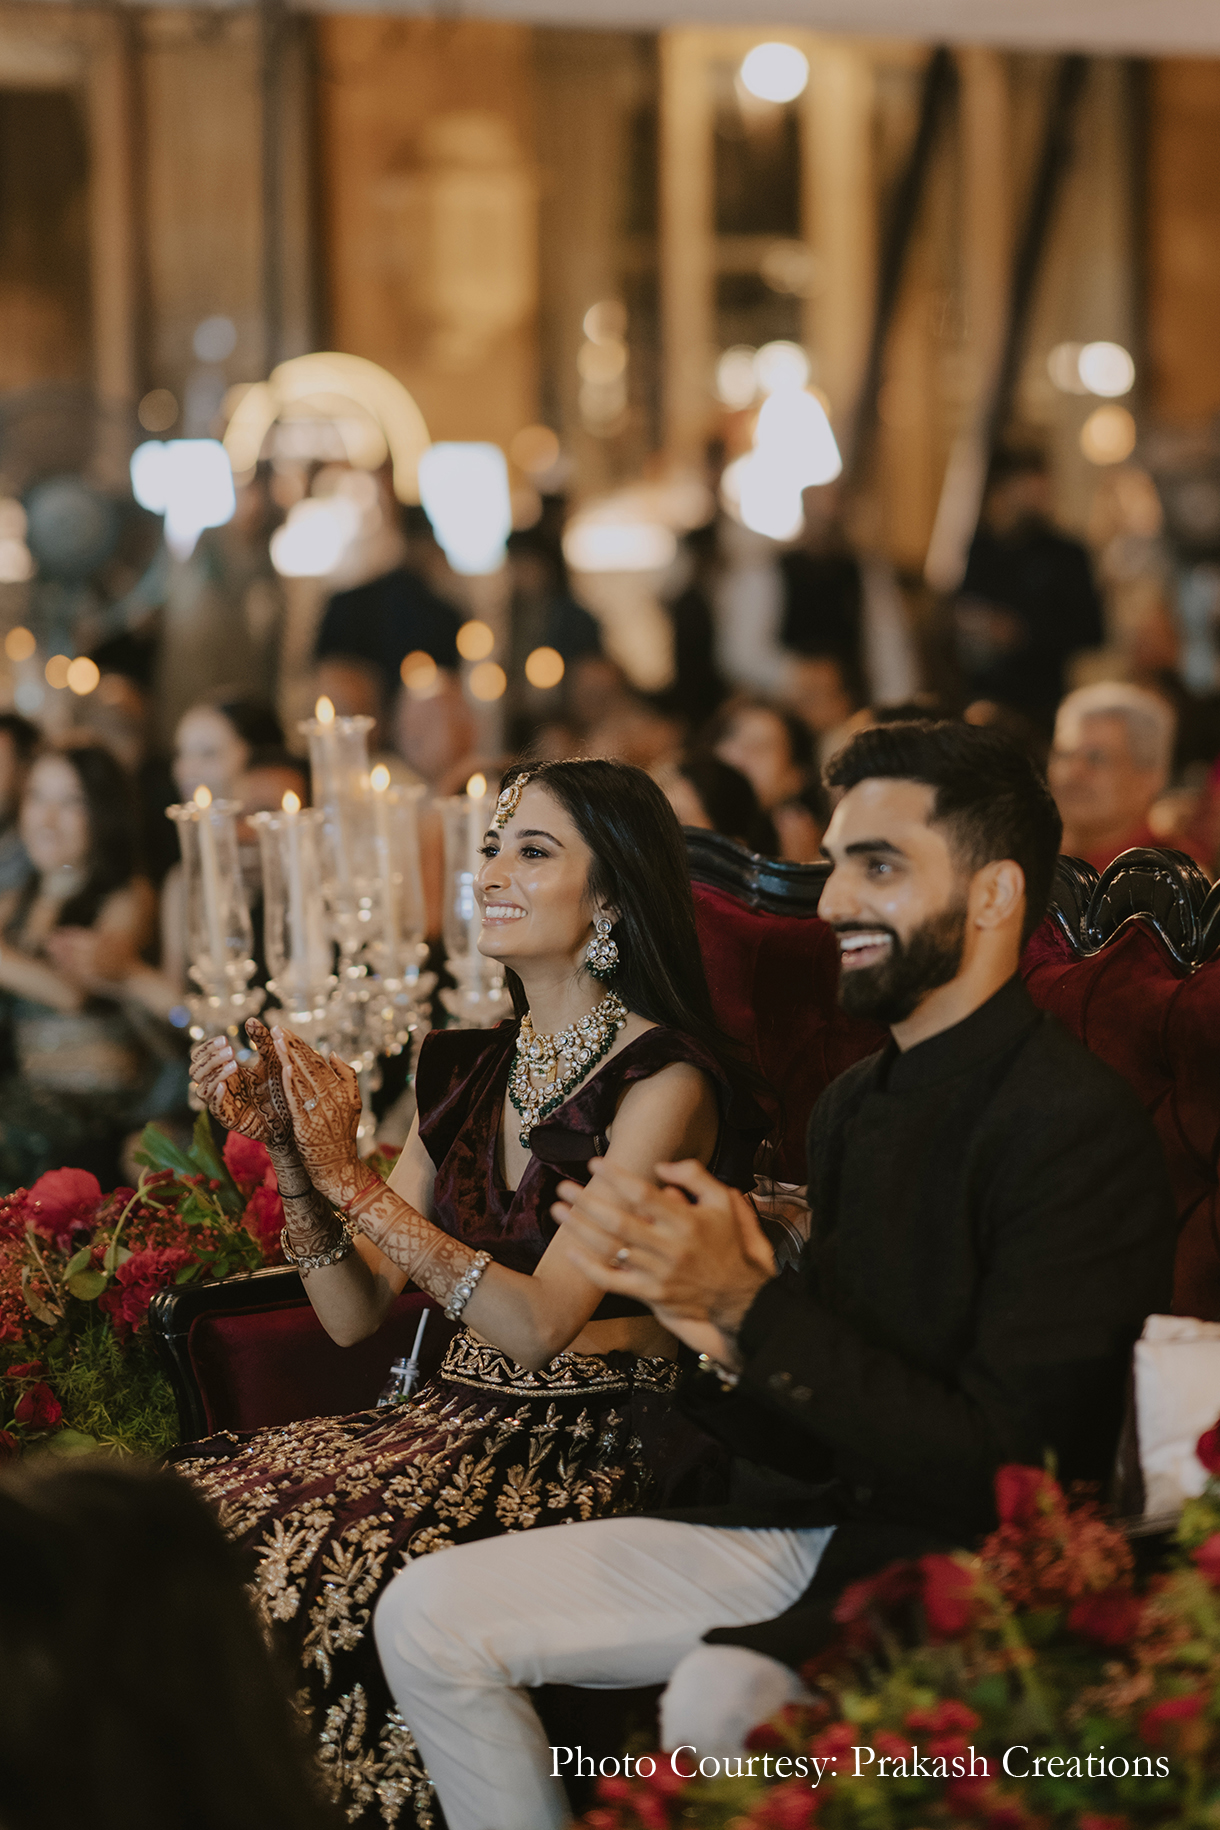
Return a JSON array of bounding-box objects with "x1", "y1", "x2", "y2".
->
[
  {"x1": 280, "y1": 1220, "x2": 355, "y2": 1274},
  {"x1": 445, "y1": 1250, "x2": 492, "y2": 1322}
]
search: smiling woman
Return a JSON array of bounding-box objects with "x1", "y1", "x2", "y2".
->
[{"x1": 177, "y1": 757, "x2": 765, "y2": 1830}]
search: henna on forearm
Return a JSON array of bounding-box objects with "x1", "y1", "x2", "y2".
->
[
  {"x1": 265, "y1": 1140, "x2": 346, "y2": 1261},
  {"x1": 343, "y1": 1177, "x2": 479, "y2": 1307}
]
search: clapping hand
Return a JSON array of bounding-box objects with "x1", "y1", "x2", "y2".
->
[
  {"x1": 271, "y1": 1026, "x2": 370, "y2": 1208},
  {"x1": 190, "y1": 1017, "x2": 294, "y2": 1149},
  {"x1": 554, "y1": 1159, "x2": 776, "y2": 1364}
]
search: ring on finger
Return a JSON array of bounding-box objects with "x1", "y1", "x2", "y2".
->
[
  {"x1": 612, "y1": 1246, "x2": 631, "y2": 1267},
  {"x1": 304, "y1": 1097, "x2": 317, "y2": 1111}
]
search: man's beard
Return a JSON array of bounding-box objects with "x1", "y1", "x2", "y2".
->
[{"x1": 835, "y1": 902, "x2": 968, "y2": 1026}]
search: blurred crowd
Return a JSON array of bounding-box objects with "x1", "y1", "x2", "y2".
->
[{"x1": 1, "y1": 436, "x2": 1216, "y2": 1193}]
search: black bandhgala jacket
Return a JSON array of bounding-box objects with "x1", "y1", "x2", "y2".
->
[{"x1": 673, "y1": 974, "x2": 1177, "y2": 1671}]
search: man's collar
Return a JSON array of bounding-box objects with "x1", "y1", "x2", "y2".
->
[{"x1": 883, "y1": 975, "x2": 1037, "y2": 1092}]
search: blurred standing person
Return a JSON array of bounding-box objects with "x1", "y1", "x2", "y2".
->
[
  {"x1": 0, "y1": 747, "x2": 178, "y2": 1189},
  {"x1": 708, "y1": 697, "x2": 826, "y2": 861},
  {"x1": 656, "y1": 752, "x2": 779, "y2": 856},
  {"x1": 1048, "y1": 682, "x2": 1181, "y2": 871},
  {"x1": 0, "y1": 712, "x2": 39, "y2": 894},
  {"x1": 661, "y1": 522, "x2": 730, "y2": 734},
  {"x1": 956, "y1": 448, "x2": 1104, "y2": 729},
  {"x1": 316, "y1": 505, "x2": 463, "y2": 706},
  {"x1": 503, "y1": 528, "x2": 602, "y2": 752}
]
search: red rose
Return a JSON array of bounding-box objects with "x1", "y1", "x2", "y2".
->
[
  {"x1": 928, "y1": 1733, "x2": 972, "y2": 1765},
  {"x1": 97, "y1": 1245, "x2": 195, "y2": 1339},
  {"x1": 919, "y1": 1554, "x2": 981, "y2": 1639},
  {"x1": 0, "y1": 1428, "x2": 17, "y2": 1462},
  {"x1": 906, "y1": 1700, "x2": 981, "y2": 1734},
  {"x1": 242, "y1": 1183, "x2": 284, "y2": 1253},
  {"x1": 811, "y1": 1721, "x2": 858, "y2": 1762},
  {"x1": 24, "y1": 1167, "x2": 103, "y2": 1249},
  {"x1": 833, "y1": 1559, "x2": 920, "y2": 1624},
  {"x1": 1068, "y1": 1589, "x2": 1144, "y2": 1646},
  {"x1": 873, "y1": 1731, "x2": 914, "y2": 1763},
  {"x1": 14, "y1": 1382, "x2": 62, "y2": 1429},
  {"x1": 224, "y1": 1132, "x2": 273, "y2": 1190},
  {"x1": 1190, "y1": 1533, "x2": 1220, "y2": 1588},
  {"x1": 1196, "y1": 1419, "x2": 1220, "y2": 1477},
  {"x1": 1139, "y1": 1693, "x2": 1205, "y2": 1748},
  {"x1": 757, "y1": 1780, "x2": 824, "y2": 1829},
  {"x1": 994, "y1": 1462, "x2": 1060, "y2": 1525},
  {"x1": 4, "y1": 1361, "x2": 44, "y2": 1380}
]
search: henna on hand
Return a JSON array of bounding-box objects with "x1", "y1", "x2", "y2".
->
[
  {"x1": 342, "y1": 1175, "x2": 481, "y2": 1308},
  {"x1": 271, "y1": 1026, "x2": 366, "y2": 1205},
  {"x1": 190, "y1": 1020, "x2": 298, "y2": 1149}
]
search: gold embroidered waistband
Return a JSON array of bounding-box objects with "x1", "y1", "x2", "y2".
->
[{"x1": 438, "y1": 1329, "x2": 681, "y2": 1397}]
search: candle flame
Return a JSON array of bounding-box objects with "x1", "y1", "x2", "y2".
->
[
  {"x1": 466, "y1": 772, "x2": 487, "y2": 799},
  {"x1": 370, "y1": 763, "x2": 391, "y2": 792},
  {"x1": 315, "y1": 695, "x2": 335, "y2": 725},
  {"x1": 281, "y1": 790, "x2": 301, "y2": 813},
  {"x1": 193, "y1": 784, "x2": 212, "y2": 809}
]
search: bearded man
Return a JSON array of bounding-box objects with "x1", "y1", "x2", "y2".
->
[{"x1": 373, "y1": 723, "x2": 1175, "y2": 1830}]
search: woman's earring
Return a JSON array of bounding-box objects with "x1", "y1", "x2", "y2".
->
[{"x1": 585, "y1": 917, "x2": 619, "y2": 981}]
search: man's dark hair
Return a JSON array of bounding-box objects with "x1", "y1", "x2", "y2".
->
[{"x1": 825, "y1": 720, "x2": 1063, "y2": 942}]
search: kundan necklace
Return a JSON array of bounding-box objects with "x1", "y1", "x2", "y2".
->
[{"x1": 509, "y1": 990, "x2": 629, "y2": 1146}]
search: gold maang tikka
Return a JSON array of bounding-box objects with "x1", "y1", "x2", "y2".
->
[{"x1": 491, "y1": 772, "x2": 532, "y2": 831}]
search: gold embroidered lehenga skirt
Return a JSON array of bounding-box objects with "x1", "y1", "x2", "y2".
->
[{"x1": 171, "y1": 1331, "x2": 706, "y2": 1829}]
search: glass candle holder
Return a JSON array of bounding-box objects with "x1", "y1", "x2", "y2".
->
[
  {"x1": 167, "y1": 791, "x2": 257, "y2": 999},
  {"x1": 300, "y1": 700, "x2": 377, "y2": 959},
  {"x1": 437, "y1": 788, "x2": 511, "y2": 1028},
  {"x1": 250, "y1": 802, "x2": 336, "y2": 1032}
]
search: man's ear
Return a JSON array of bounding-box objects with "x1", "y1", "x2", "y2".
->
[{"x1": 969, "y1": 858, "x2": 1026, "y2": 931}]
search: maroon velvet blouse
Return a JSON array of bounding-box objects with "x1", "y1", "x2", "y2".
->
[{"x1": 415, "y1": 1021, "x2": 762, "y2": 1315}]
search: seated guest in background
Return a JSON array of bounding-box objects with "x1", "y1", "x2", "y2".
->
[
  {"x1": 708, "y1": 696, "x2": 826, "y2": 861},
  {"x1": 0, "y1": 1457, "x2": 336, "y2": 1830},
  {"x1": 0, "y1": 746, "x2": 179, "y2": 1189},
  {"x1": 162, "y1": 697, "x2": 286, "y2": 993},
  {"x1": 182, "y1": 760, "x2": 764, "y2": 1830},
  {"x1": 1048, "y1": 681, "x2": 1179, "y2": 872},
  {"x1": 0, "y1": 711, "x2": 38, "y2": 895},
  {"x1": 658, "y1": 752, "x2": 780, "y2": 856},
  {"x1": 373, "y1": 723, "x2": 1175, "y2": 1830}
]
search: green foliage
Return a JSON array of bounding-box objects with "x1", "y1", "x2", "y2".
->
[{"x1": 44, "y1": 1310, "x2": 179, "y2": 1459}]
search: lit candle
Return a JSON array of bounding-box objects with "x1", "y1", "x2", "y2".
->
[
  {"x1": 280, "y1": 790, "x2": 310, "y2": 997},
  {"x1": 370, "y1": 764, "x2": 398, "y2": 977},
  {"x1": 466, "y1": 773, "x2": 487, "y2": 990},
  {"x1": 193, "y1": 785, "x2": 227, "y2": 982}
]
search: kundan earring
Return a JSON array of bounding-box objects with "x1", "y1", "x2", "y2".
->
[{"x1": 585, "y1": 917, "x2": 619, "y2": 981}]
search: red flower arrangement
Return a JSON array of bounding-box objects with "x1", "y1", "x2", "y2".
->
[
  {"x1": 0, "y1": 1114, "x2": 294, "y2": 1456},
  {"x1": 587, "y1": 1427, "x2": 1220, "y2": 1830}
]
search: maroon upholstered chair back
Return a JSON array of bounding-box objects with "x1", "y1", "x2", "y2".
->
[{"x1": 688, "y1": 834, "x2": 1220, "y2": 1321}]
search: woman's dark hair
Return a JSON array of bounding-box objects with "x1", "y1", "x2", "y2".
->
[
  {"x1": 0, "y1": 1457, "x2": 337, "y2": 1830},
  {"x1": 497, "y1": 758, "x2": 739, "y2": 1078},
  {"x1": 702, "y1": 696, "x2": 815, "y2": 775},
  {"x1": 825, "y1": 720, "x2": 1063, "y2": 942},
  {"x1": 676, "y1": 752, "x2": 780, "y2": 857},
  {"x1": 216, "y1": 698, "x2": 285, "y2": 754},
  {"x1": 12, "y1": 744, "x2": 141, "y2": 933}
]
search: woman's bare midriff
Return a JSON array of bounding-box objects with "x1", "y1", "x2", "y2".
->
[{"x1": 467, "y1": 1313, "x2": 678, "y2": 1363}]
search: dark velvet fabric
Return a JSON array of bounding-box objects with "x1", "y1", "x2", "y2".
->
[
  {"x1": 186, "y1": 1291, "x2": 456, "y2": 1435},
  {"x1": 415, "y1": 1021, "x2": 763, "y2": 1317}
]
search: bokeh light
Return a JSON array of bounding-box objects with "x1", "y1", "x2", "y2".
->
[
  {"x1": 509, "y1": 425, "x2": 561, "y2": 477},
  {"x1": 525, "y1": 647, "x2": 565, "y2": 689},
  {"x1": 468, "y1": 662, "x2": 507, "y2": 702},
  {"x1": 137, "y1": 389, "x2": 179, "y2": 432},
  {"x1": 44, "y1": 654, "x2": 72, "y2": 690},
  {"x1": 563, "y1": 519, "x2": 677, "y2": 573},
  {"x1": 466, "y1": 772, "x2": 488, "y2": 798},
  {"x1": 400, "y1": 651, "x2": 440, "y2": 697},
  {"x1": 715, "y1": 347, "x2": 758, "y2": 410},
  {"x1": 1080, "y1": 404, "x2": 1137, "y2": 465},
  {"x1": 456, "y1": 620, "x2": 495, "y2": 661},
  {"x1": 130, "y1": 439, "x2": 237, "y2": 559},
  {"x1": 754, "y1": 341, "x2": 811, "y2": 396},
  {"x1": 66, "y1": 657, "x2": 100, "y2": 696},
  {"x1": 1047, "y1": 343, "x2": 1089, "y2": 394},
  {"x1": 1077, "y1": 341, "x2": 1136, "y2": 398},
  {"x1": 739, "y1": 43, "x2": 809, "y2": 104},
  {"x1": 269, "y1": 496, "x2": 360, "y2": 578},
  {"x1": 5, "y1": 626, "x2": 35, "y2": 661},
  {"x1": 419, "y1": 443, "x2": 512, "y2": 576}
]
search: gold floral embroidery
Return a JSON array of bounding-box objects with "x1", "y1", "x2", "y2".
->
[{"x1": 178, "y1": 1329, "x2": 681, "y2": 1829}]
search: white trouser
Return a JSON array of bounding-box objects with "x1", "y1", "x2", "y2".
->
[{"x1": 374, "y1": 1516, "x2": 832, "y2": 1830}]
